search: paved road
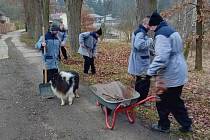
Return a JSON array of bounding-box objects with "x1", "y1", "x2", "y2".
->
[
  {"x1": 0, "y1": 31, "x2": 177, "y2": 140},
  {"x1": 0, "y1": 35, "x2": 8, "y2": 59}
]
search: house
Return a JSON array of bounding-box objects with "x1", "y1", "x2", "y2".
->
[
  {"x1": 89, "y1": 14, "x2": 104, "y2": 23},
  {"x1": 0, "y1": 11, "x2": 10, "y2": 24},
  {"x1": 50, "y1": 13, "x2": 68, "y2": 29}
]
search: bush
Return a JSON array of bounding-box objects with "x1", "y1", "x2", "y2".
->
[{"x1": 14, "y1": 21, "x2": 25, "y2": 30}]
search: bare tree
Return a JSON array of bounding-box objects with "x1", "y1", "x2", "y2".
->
[
  {"x1": 34, "y1": 0, "x2": 42, "y2": 39},
  {"x1": 136, "y1": 0, "x2": 157, "y2": 24},
  {"x1": 117, "y1": 1, "x2": 136, "y2": 42},
  {"x1": 23, "y1": 0, "x2": 35, "y2": 38},
  {"x1": 23, "y1": 0, "x2": 49, "y2": 39},
  {"x1": 42, "y1": 0, "x2": 50, "y2": 33},
  {"x1": 195, "y1": 0, "x2": 203, "y2": 70},
  {"x1": 65, "y1": 0, "x2": 83, "y2": 53}
]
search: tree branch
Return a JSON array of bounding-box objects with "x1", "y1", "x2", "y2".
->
[{"x1": 187, "y1": 2, "x2": 197, "y2": 6}]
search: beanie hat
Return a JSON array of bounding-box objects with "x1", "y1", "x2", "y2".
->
[
  {"x1": 96, "y1": 28, "x2": 102, "y2": 36},
  {"x1": 149, "y1": 12, "x2": 164, "y2": 26},
  {"x1": 50, "y1": 22, "x2": 60, "y2": 31}
]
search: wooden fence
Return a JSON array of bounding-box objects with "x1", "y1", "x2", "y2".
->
[{"x1": 0, "y1": 23, "x2": 16, "y2": 34}]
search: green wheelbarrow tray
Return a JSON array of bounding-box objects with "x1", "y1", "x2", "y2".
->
[{"x1": 38, "y1": 83, "x2": 55, "y2": 98}]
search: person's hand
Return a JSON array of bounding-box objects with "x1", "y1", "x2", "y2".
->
[
  {"x1": 148, "y1": 38, "x2": 153, "y2": 44},
  {"x1": 61, "y1": 41, "x2": 65, "y2": 47},
  {"x1": 41, "y1": 42, "x2": 46, "y2": 47},
  {"x1": 155, "y1": 76, "x2": 167, "y2": 95},
  {"x1": 81, "y1": 45, "x2": 86, "y2": 48}
]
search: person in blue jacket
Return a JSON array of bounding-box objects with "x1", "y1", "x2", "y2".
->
[
  {"x1": 78, "y1": 28, "x2": 102, "y2": 75},
  {"x1": 58, "y1": 20, "x2": 68, "y2": 60},
  {"x1": 147, "y1": 12, "x2": 192, "y2": 133},
  {"x1": 128, "y1": 16, "x2": 153, "y2": 101},
  {"x1": 35, "y1": 23, "x2": 61, "y2": 83}
]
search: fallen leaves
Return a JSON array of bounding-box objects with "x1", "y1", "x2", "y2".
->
[{"x1": 62, "y1": 41, "x2": 210, "y2": 139}]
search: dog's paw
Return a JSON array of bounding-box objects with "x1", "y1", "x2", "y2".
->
[
  {"x1": 61, "y1": 100, "x2": 65, "y2": 106},
  {"x1": 69, "y1": 101, "x2": 73, "y2": 105},
  {"x1": 75, "y1": 93, "x2": 80, "y2": 98}
]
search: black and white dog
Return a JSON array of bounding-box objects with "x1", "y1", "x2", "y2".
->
[{"x1": 50, "y1": 70, "x2": 79, "y2": 106}]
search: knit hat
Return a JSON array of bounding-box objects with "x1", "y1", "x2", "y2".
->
[
  {"x1": 149, "y1": 11, "x2": 164, "y2": 26},
  {"x1": 96, "y1": 28, "x2": 102, "y2": 36},
  {"x1": 50, "y1": 22, "x2": 60, "y2": 31}
]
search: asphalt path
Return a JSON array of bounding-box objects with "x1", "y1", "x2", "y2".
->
[{"x1": 0, "y1": 30, "x2": 177, "y2": 140}]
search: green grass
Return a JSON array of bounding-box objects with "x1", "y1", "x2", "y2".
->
[{"x1": 20, "y1": 32, "x2": 36, "y2": 47}]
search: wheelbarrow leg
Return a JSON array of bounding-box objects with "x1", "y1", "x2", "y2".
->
[
  {"x1": 96, "y1": 100, "x2": 100, "y2": 106},
  {"x1": 104, "y1": 107, "x2": 118, "y2": 130},
  {"x1": 126, "y1": 110, "x2": 135, "y2": 124}
]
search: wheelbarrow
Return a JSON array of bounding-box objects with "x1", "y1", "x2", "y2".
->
[{"x1": 91, "y1": 81, "x2": 157, "y2": 130}]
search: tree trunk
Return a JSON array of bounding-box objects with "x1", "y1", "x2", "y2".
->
[
  {"x1": 23, "y1": 0, "x2": 29, "y2": 32},
  {"x1": 184, "y1": 40, "x2": 191, "y2": 60},
  {"x1": 23, "y1": 0, "x2": 35, "y2": 38},
  {"x1": 34, "y1": 0, "x2": 42, "y2": 40},
  {"x1": 42, "y1": 0, "x2": 50, "y2": 33},
  {"x1": 195, "y1": 0, "x2": 203, "y2": 71},
  {"x1": 65, "y1": 0, "x2": 83, "y2": 53},
  {"x1": 23, "y1": 0, "x2": 49, "y2": 39},
  {"x1": 136, "y1": 0, "x2": 157, "y2": 24}
]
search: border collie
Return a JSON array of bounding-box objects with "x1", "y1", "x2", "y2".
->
[{"x1": 50, "y1": 71, "x2": 79, "y2": 106}]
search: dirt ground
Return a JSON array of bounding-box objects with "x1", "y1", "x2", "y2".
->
[{"x1": 0, "y1": 31, "x2": 180, "y2": 140}]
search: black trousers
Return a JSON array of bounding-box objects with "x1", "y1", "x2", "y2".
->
[
  {"x1": 83, "y1": 56, "x2": 96, "y2": 74},
  {"x1": 58, "y1": 46, "x2": 68, "y2": 60},
  {"x1": 135, "y1": 76, "x2": 150, "y2": 101},
  {"x1": 42, "y1": 69, "x2": 58, "y2": 83},
  {"x1": 157, "y1": 85, "x2": 192, "y2": 129}
]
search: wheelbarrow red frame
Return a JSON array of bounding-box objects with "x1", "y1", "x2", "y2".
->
[{"x1": 96, "y1": 95, "x2": 157, "y2": 130}]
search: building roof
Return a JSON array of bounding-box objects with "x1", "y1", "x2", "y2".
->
[
  {"x1": 0, "y1": 10, "x2": 5, "y2": 16},
  {"x1": 89, "y1": 14, "x2": 104, "y2": 18}
]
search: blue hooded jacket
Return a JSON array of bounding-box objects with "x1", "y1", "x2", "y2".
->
[
  {"x1": 147, "y1": 21, "x2": 188, "y2": 87},
  {"x1": 78, "y1": 32, "x2": 98, "y2": 58},
  {"x1": 128, "y1": 25, "x2": 153, "y2": 76},
  {"x1": 35, "y1": 32, "x2": 61, "y2": 70}
]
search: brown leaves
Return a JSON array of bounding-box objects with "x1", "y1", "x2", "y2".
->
[
  {"x1": 63, "y1": 41, "x2": 210, "y2": 138},
  {"x1": 63, "y1": 42, "x2": 132, "y2": 85},
  {"x1": 160, "y1": 0, "x2": 194, "y2": 18},
  {"x1": 87, "y1": 42, "x2": 131, "y2": 84},
  {"x1": 81, "y1": 7, "x2": 95, "y2": 32}
]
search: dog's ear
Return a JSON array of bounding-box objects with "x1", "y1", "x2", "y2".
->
[{"x1": 63, "y1": 77, "x2": 66, "y2": 81}]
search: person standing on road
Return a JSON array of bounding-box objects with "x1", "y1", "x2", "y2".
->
[
  {"x1": 128, "y1": 16, "x2": 154, "y2": 101},
  {"x1": 147, "y1": 11, "x2": 192, "y2": 133},
  {"x1": 35, "y1": 22, "x2": 61, "y2": 82},
  {"x1": 78, "y1": 28, "x2": 102, "y2": 75}
]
